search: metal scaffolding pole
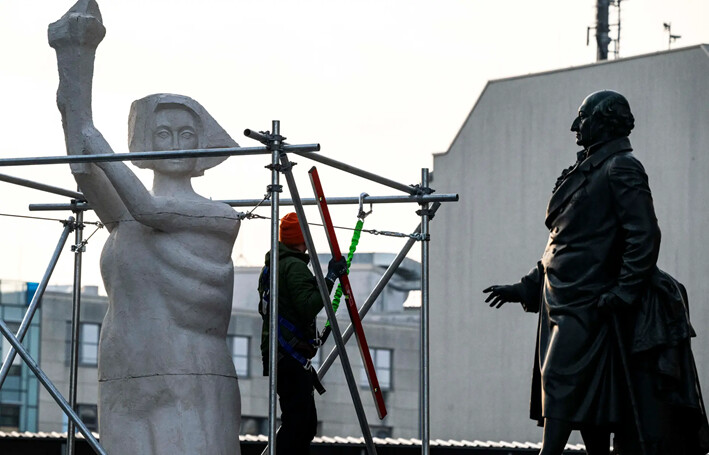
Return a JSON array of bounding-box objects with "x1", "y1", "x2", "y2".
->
[
  {"x1": 67, "y1": 210, "x2": 84, "y2": 455},
  {"x1": 0, "y1": 144, "x2": 320, "y2": 167},
  {"x1": 0, "y1": 319, "x2": 106, "y2": 455},
  {"x1": 222, "y1": 194, "x2": 458, "y2": 207},
  {"x1": 28, "y1": 193, "x2": 459, "y2": 212},
  {"x1": 290, "y1": 149, "x2": 417, "y2": 195},
  {"x1": 266, "y1": 121, "x2": 282, "y2": 455},
  {"x1": 419, "y1": 169, "x2": 431, "y2": 455},
  {"x1": 0, "y1": 218, "x2": 74, "y2": 388},
  {"x1": 279, "y1": 153, "x2": 378, "y2": 455},
  {"x1": 0, "y1": 173, "x2": 84, "y2": 200}
]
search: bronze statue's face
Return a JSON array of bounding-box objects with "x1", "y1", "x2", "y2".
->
[
  {"x1": 570, "y1": 90, "x2": 634, "y2": 149},
  {"x1": 151, "y1": 107, "x2": 199, "y2": 175},
  {"x1": 571, "y1": 104, "x2": 594, "y2": 147},
  {"x1": 570, "y1": 92, "x2": 606, "y2": 148}
]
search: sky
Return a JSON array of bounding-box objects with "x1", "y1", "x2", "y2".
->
[{"x1": 0, "y1": 0, "x2": 707, "y2": 292}]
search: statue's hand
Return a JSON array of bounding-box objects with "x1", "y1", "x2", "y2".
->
[
  {"x1": 48, "y1": 0, "x2": 105, "y2": 50},
  {"x1": 483, "y1": 284, "x2": 523, "y2": 308}
]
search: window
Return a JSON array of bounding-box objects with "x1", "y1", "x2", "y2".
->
[
  {"x1": 360, "y1": 348, "x2": 392, "y2": 391},
  {"x1": 66, "y1": 322, "x2": 101, "y2": 366},
  {"x1": 0, "y1": 404, "x2": 20, "y2": 432},
  {"x1": 80, "y1": 323, "x2": 100, "y2": 366},
  {"x1": 77, "y1": 404, "x2": 98, "y2": 432},
  {"x1": 1, "y1": 322, "x2": 22, "y2": 402},
  {"x1": 1, "y1": 322, "x2": 21, "y2": 368},
  {"x1": 228, "y1": 335, "x2": 250, "y2": 377}
]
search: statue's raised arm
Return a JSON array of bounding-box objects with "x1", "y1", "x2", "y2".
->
[{"x1": 49, "y1": 0, "x2": 127, "y2": 227}]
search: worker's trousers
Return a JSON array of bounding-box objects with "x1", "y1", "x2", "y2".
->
[{"x1": 277, "y1": 354, "x2": 318, "y2": 454}]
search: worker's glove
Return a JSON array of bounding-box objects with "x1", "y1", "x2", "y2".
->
[
  {"x1": 326, "y1": 256, "x2": 348, "y2": 282},
  {"x1": 597, "y1": 292, "x2": 624, "y2": 317},
  {"x1": 483, "y1": 283, "x2": 525, "y2": 308}
]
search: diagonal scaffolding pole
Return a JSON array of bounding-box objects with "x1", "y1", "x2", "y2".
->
[
  {"x1": 419, "y1": 168, "x2": 431, "y2": 455},
  {"x1": 317, "y1": 207, "x2": 435, "y2": 380},
  {"x1": 0, "y1": 318, "x2": 106, "y2": 455},
  {"x1": 243, "y1": 128, "x2": 415, "y2": 195},
  {"x1": 290, "y1": 149, "x2": 417, "y2": 195},
  {"x1": 0, "y1": 218, "x2": 74, "y2": 388},
  {"x1": 279, "y1": 152, "x2": 378, "y2": 455},
  {"x1": 317, "y1": 226, "x2": 419, "y2": 377}
]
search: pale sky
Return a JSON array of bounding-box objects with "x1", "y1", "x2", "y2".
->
[{"x1": 0, "y1": 0, "x2": 707, "y2": 291}]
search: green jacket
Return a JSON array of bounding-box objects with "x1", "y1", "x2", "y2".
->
[{"x1": 259, "y1": 242, "x2": 334, "y2": 367}]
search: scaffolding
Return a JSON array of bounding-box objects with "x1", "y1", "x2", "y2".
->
[{"x1": 0, "y1": 124, "x2": 458, "y2": 455}]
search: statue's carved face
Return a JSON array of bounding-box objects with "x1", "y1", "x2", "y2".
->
[{"x1": 151, "y1": 107, "x2": 199, "y2": 175}]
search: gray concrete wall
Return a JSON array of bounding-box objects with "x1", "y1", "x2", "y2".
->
[{"x1": 429, "y1": 45, "x2": 709, "y2": 443}]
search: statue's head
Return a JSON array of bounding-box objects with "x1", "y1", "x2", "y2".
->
[
  {"x1": 128, "y1": 94, "x2": 238, "y2": 177},
  {"x1": 570, "y1": 90, "x2": 634, "y2": 148}
]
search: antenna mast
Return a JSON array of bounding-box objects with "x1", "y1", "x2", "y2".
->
[
  {"x1": 587, "y1": 0, "x2": 624, "y2": 61},
  {"x1": 663, "y1": 22, "x2": 682, "y2": 49}
]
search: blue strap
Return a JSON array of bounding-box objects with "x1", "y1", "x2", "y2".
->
[
  {"x1": 277, "y1": 332, "x2": 311, "y2": 369},
  {"x1": 278, "y1": 315, "x2": 317, "y2": 344}
]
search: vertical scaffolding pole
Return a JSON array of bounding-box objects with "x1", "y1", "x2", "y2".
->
[
  {"x1": 0, "y1": 218, "x2": 73, "y2": 388},
  {"x1": 67, "y1": 210, "x2": 84, "y2": 455},
  {"x1": 279, "y1": 154, "x2": 378, "y2": 455},
  {"x1": 419, "y1": 169, "x2": 431, "y2": 455},
  {"x1": 267, "y1": 121, "x2": 282, "y2": 455}
]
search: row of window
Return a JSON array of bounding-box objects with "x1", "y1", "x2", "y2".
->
[{"x1": 71, "y1": 323, "x2": 394, "y2": 389}]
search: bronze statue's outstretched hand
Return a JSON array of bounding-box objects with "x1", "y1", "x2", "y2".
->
[
  {"x1": 483, "y1": 284, "x2": 523, "y2": 308},
  {"x1": 48, "y1": 0, "x2": 105, "y2": 50}
]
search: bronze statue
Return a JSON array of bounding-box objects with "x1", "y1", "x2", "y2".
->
[{"x1": 484, "y1": 90, "x2": 708, "y2": 454}]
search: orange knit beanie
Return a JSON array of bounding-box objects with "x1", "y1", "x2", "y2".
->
[{"x1": 279, "y1": 212, "x2": 305, "y2": 245}]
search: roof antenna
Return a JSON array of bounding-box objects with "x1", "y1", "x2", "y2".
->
[{"x1": 663, "y1": 22, "x2": 682, "y2": 50}]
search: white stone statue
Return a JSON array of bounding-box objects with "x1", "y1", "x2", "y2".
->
[{"x1": 48, "y1": 1, "x2": 242, "y2": 453}]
